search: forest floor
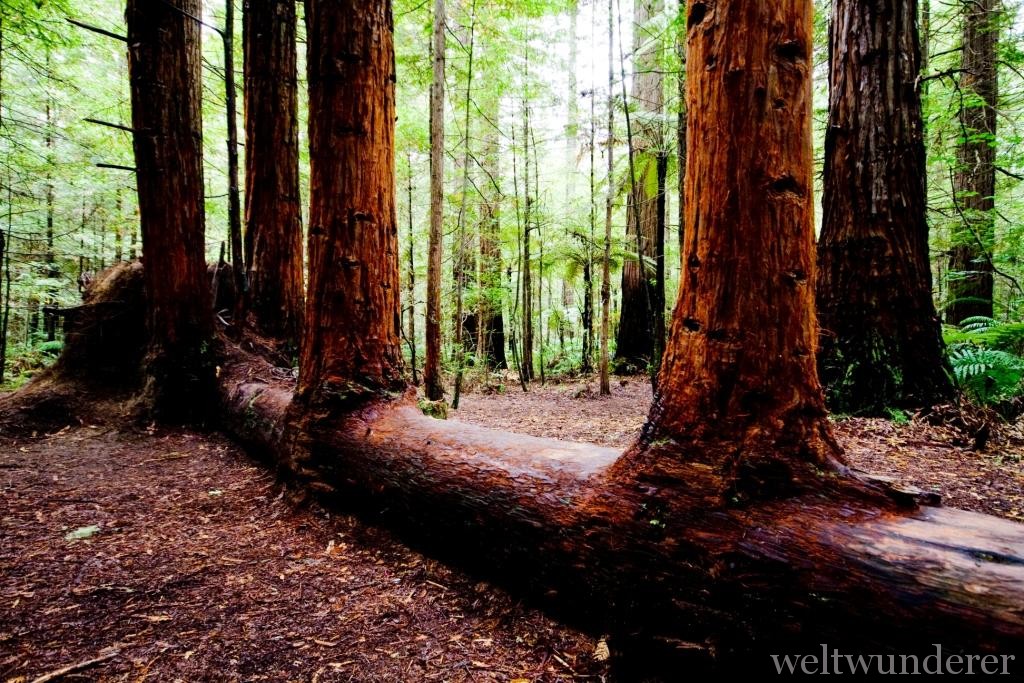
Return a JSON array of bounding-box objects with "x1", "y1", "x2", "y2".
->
[
  {"x1": 0, "y1": 425, "x2": 609, "y2": 682},
  {"x1": 2, "y1": 376, "x2": 1024, "y2": 682}
]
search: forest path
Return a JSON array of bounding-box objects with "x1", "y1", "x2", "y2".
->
[
  {"x1": 0, "y1": 426, "x2": 609, "y2": 682},
  {"x1": 452, "y1": 376, "x2": 1024, "y2": 521}
]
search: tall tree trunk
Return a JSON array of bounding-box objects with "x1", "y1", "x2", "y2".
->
[
  {"x1": 676, "y1": 2, "x2": 686, "y2": 264},
  {"x1": 44, "y1": 61, "x2": 57, "y2": 344},
  {"x1": 614, "y1": 0, "x2": 662, "y2": 372},
  {"x1": 0, "y1": 172, "x2": 9, "y2": 384},
  {"x1": 127, "y1": 0, "x2": 215, "y2": 421},
  {"x1": 424, "y1": 0, "x2": 446, "y2": 401},
  {"x1": 636, "y1": 0, "x2": 842, "y2": 494},
  {"x1": 406, "y1": 152, "x2": 419, "y2": 384},
  {"x1": 652, "y1": 150, "x2": 667, "y2": 382},
  {"x1": 297, "y1": 0, "x2": 403, "y2": 411},
  {"x1": 599, "y1": 0, "x2": 614, "y2": 396},
  {"x1": 582, "y1": 83, "x2": 595, "y2": 375},
  {"x1": 243, "y1": 0, "x2": 305, "y2": 348},
  {"x1": 224, "y1": 0, "x2": 244, "y2": 309},
  {"x1": 532, "y1": 118, "x2": 545, "y2": 385},
  {"x1": 479, "y1": 127, "x2": 507, "y2": 370},
  {"x1": 521, "y1": 96, "x2": 535, "y2": 382},
  {"x1": 452, "y1": 0, "x2": 477, "y2": 410},
  {"x1": 509, "y1": 121, "x2": 528, "y2": 390},
  {"x1": 817, "y1": 0, "x2": 954, "y2": 414},
  {"x1": 946, "y1": 0, "x2": 998, "y2": 324}
]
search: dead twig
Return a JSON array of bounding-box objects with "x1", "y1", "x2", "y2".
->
[{"x1": 30, "y1": 649, "x2": 119, "y2": 683}]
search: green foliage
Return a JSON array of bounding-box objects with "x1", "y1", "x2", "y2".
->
[
  {"x1": 885, "y1": 407, "x2": 911, "y2": 426},
  {"x1": 417, "y1": 398, "x2": 449, "y2": 420},
  {"x1": 945, "y1": 316, "x2": 1024, "y2": 404},
  {"x1": 948, "y1": 346, "x2": 1024, "y2": 403}
]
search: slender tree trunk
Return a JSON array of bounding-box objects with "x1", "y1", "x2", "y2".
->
[
  {"x1": 676, "y1": 3, "x2": 686, "y2": 257},
  {"x1": 242, "y1": 0, "x2": 305, "y2": 348},
  {"x1": 406, "y1": 152, "x2": 419, "y2": 384},
  {"x1": 452, "y1": 0, "x2": 477, "y2": 410},
  {"x1": 114, "y1": 189, "x2": 124, "y2": 262},
  {"x1": 817, "y1": 0, "x2": 954, "y2": 414},
  {"x1": 44, "y1": 66, "x2": 57, "y2": 344},
  {"x1": 521, "y1": 96, "x2": 535, "y2": 382},
  {"x1": 599, "y1": 0, "x2": 614, "y2": 396},
  {"x1": 614, "y1": 0, "x2": 662, "y2": 371},
  {"x1": 296, "y1": 0, "x2": 403, "y2": 412},
  {"x1": 224, "y1": 0, "x2": 244, "y2": 310},
  {"x1": 921, "y1": 0, "x2": 930, "y2": 85},
  {"x1": 946, "y1": 0, "x2": 998, "y2": 324},
  {"x1": 509, "y1": 121, "x2": 529, "y2": 390},
  {"x1": 531, "y1": 118, "x2": 545, "y2": 385},
  {"x1": 582, "y1": 85, "x2": 595, "y2": 375},
  {"x1": 127, "y1": 0, "x2": 215, "y2": 421},
  {"x1": 0, "y1": 172, "x2": 10, "y2": 384},
  {"x1": 652, "y1": 151, "x2": 667, "y2": 382},
  {"x1": 424, "y1": 0, "x2": 446, "y2": 401}
]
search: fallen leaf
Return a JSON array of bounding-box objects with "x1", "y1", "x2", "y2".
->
[{"x1": 65, "y1": 525, "x2": 100, "y2": 541}]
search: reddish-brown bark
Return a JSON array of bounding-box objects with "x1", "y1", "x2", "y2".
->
[
  {"x1": 635, "y1": 0, "x2": 840, "y2": 497},
  {"x1": 298, "y1": 0, "x2": 404, "y2": 407},
  {"x1": 126, "y1": 0, "x2": 214, "y2": 421},
  {"x1": 817, "y1": 0, "x2": 953, "y2": 414},
  {"x1": 243, "y1": 0, "x2": 305, "y2": 348}
]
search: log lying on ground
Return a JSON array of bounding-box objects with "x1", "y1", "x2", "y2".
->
[{"x1": 219, "y1": 346, "x2": 1024, "y2": 667}]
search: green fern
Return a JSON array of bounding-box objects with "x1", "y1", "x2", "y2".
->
[
  {"x1": 958, "y1": 316, "x2": 998, "y2": 333},
  {"x1": 948, "y1": 345, "x2": 1024, "y2": 403}
]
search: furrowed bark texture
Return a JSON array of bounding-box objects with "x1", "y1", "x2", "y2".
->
[
  {"x1": 614, "y1": 0, "x2": 662, "y2": 370},
  {"x1": 243, "y1": 0, "x2": 305, "y2": 348},
  {"x1": 640, "y1": 0, "x2": 840, "y2": 494},
  {"x1": 947, "y1": 0, "x2": 998, "y2": 324},
  {"x1": 126, "y1": 0, "x2": 215, "y2": 421},
  {"x1": 299, "y1": 0, "x2": 404, "y2": 404},
  {"x1": 816, "y1": 0, "x2": 953, "y2": 414}
]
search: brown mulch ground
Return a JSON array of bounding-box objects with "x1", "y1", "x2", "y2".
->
[
  {"x1": 452, "y1": 376, "x2": 1024, "y2": 522},
  {"x1": 0, "y1": 425, "x2": 610, "y2": 682}
]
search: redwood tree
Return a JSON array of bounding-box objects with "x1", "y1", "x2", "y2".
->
[
  {"x1": 243, "y1": 0, "x2": 305, "y2": 349},
  {"x1": 614, "y1": 0, "x2": 662, "y2": 371},
  {"x1": 297, "y1": 0, "x2": 404, "y2": 408},
  {"x1": 640, "y1": 0, "x2": 843, "y2": 490},
  {"x1": 126, "y1": 0, "x2": 214, "y2": 421},
  {"x1": 816, "y1": 0, "x2": 953, "y2": 413},
  {"x1": 946, "y1": 0, "x2": 999, "y2": 324}
]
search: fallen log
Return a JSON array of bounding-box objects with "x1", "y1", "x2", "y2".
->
[{"x1": 219, "y1": 345, "x2": 1024, "y2": 670}]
